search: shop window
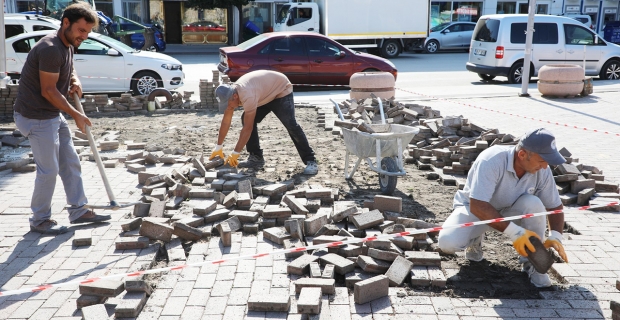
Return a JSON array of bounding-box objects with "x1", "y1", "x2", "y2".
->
[
  {"x1": 182, "y1": 7, "x2": 228, "y2": 44},
  {"x1": 453, "y1": 2, "x2": 482, "y2": 23},
  {"x1": 122, "y1": 0, "x2": 143, "y2": 22},
  {"x1": 431, "y1": 2, "x2": 452, "y2": 28}
]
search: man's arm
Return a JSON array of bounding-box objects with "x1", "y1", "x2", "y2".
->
[
  {"x1": 68, "y1": 66, "x2": 83, "y2": 97},
  {"x1": 469, "y1": 198, "x2": 511, "y2": 232},
  {"x1": 40, "y1": 70, "x2": 91, "y2": 132},
  {"x1": 216, "y1": 106, "x2": 235, "y2": 145},
  {"x1": 546, "y1": 204, "x2": 564, "y2": 234},
  {"x1": 234, "y1": 110, "x2": 257, "y2": 152}
]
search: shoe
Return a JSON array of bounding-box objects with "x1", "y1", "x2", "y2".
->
[
  {"x1": 303, "y1": 161, "x2": 319, "y2": 175},
  {"x1": 523, "y1": 262, "x2": 552, "y2": 287},
  {"x1": 465, "y1": 235, "x2": 484, "y2": 262},
  {"x1": 238, "y1": 154, "x2": 265, "y2": 168},
  {"x1": 70, "y1": 210, "x2": 111, "y2": 224},
  {"x1": 30, "y1": 219, "x2": 68, "y2": 234}
]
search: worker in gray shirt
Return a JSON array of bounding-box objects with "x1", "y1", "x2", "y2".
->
[{"x1": 438, "y1": 128, "x2": 568, "y2": 288}]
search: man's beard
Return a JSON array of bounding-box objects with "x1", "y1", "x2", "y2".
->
[{"x1": 64, "y1": 27, "x2": 82, "y2": 47}]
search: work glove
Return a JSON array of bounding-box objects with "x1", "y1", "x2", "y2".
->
[
  {"x1": 544, "y1": 230, "x2": 568, "y2": 262},
  {"x1": 209, "y1": 145, "x2": 224, "y2": 160},
  {"x1": 225, "y1": 151, "x2": 240, "y2": 167},
  {"x1": 504, "y1": 222, "x2": 540, "y2": 257}
]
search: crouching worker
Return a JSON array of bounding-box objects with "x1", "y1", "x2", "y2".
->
[
  {"x1": 210, "y1": 70, "x2": 318, "y2": 175},
  {"x1": 437, "y1": 128, "x2": 568, "y2": 287}
]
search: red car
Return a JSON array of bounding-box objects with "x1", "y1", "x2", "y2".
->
[
  {"x1": 218, "y1": 31, "x2": 398, "y2": 85},
  {"x1": 183, "y1": 21, "x2": 226, "y2": 33}
]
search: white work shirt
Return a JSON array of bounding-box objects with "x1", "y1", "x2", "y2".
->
[{"x1": 453, "y1": 146, "x2": 562, "y2": 211}]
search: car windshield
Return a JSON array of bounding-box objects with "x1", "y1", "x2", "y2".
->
[
  {"x1": 473, "y1": 19, "x2": 500, "y2": 42},
  {"x1": 277, "y1": 5, "x2": 291, "y2": 24},
  {"x1": 95, "y1": 33, "x2": 137, "y2": 52},
  {"x1": 430, "y1": 23, "x2": 451, "y2": 32},
  {"x1": 237, "y1": 34, "x2": 269, "y2": 49}
]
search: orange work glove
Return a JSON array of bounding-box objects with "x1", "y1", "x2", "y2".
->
[
  {"x1": 225, "y1": 152, "x2": 240, "y2": 167},
  {"x1": 209, "y1": 145, "x2": 224, "y2": 160},
  {"x1": 504, "y1": 222, "x2": 541, "y2": 257},
  {"x1": 544, "y1": 230, "x2": 568, "y2": 262}
]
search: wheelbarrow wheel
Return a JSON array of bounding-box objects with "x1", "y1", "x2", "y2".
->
[{"x1": 379, "y1": 157, "x2": 398, "y2": 195}]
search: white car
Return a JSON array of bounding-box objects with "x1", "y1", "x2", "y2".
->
[
  {"x1": 4, "y1": 13, "x2": 61, "y2": 38},
  {"x1": 5, "y1": 30, "x2": 184, "y2": 95}
]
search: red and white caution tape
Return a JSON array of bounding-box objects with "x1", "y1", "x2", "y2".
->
[
  {"x1": 0, "y1": 201, "x2": 616, "y2": 298},
  {"x1": 395, "y1": 87, "x2": 620, "y2": 137}
]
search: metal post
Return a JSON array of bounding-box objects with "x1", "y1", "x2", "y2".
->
[
  {"x1": 519, "y1": 0, "x2": 537, "y2": 97},
  {"x1": 0, "y1": 0, "x2": 10, "y2": 88}
]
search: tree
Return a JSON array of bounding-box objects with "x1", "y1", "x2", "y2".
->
[{"x1": 185, "y1": 0, "x2": 249, "y2": 44}]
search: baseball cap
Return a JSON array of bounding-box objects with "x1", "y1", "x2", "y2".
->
[
  {"x1": 215, "y1": 84, "x2": 235, "y2": 114},
  {"x1": 519, "y1": 128, "x2": 565, "y2": 165}
]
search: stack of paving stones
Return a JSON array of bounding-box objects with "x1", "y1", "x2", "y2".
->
[
  {"x1": 109, "y1": 93, "x2": 147, "y2": 111},
  {"x1": 0, "y1": 83, "x2": 18, "y2": 116},
  {"x1": 79, "y1": 95, "x2": 99, "y2": 113},
  {"x1": 199, "y1": 70, "x2": 221, "y2": 109},
  {"x1": 77, "y1": 277, "x2": 153, "y2": 317}
]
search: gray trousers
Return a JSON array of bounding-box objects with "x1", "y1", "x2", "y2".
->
[
  {"x1": 437, "y1": 194, "x2": 547, "y2": 262},
  {"x1": 14, "y1": 112, "x2": 89, "y2": 227}
]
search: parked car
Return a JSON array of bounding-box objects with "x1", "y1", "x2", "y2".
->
[
  {"x1": 113, "y1": 22, "x2": 166, "y2": 52},
  {"x1": 4, "y1": 13, "x2": 60, "y2": 38},
  {"x1": 424, "y1": 22, "x2": 476, "y2": 53},
  {"x1": 218, "y1": 31, "x2": 398, "y2": 85},
  {"x1": 4, "y1": 30, "x2": 184, "y2": 95},
  {"x1": 183, "y1": 20, "x2": 225, "y2": 32},
  {"x1": 564, "y1": 14, "x2": 595, "y2": 30},
  {"x1": 466, "y1": 14, "x2": 620, "y2": 83}
]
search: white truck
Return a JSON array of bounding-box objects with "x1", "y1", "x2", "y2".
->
[{"x1": 273, "y1": 0, "x2": 429, "y2": 58}]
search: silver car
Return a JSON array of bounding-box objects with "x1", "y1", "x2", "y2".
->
[{"x1": 424, "y1": 22, "x2": 476, "y2": 53}]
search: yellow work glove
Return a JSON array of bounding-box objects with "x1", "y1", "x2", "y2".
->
[
  {"x1": 504, "y1": 222, "x2": 540, "y2": 257},
  {"x1": 209, "y1": 145, "x2": 224, "y2": 160},
  {"x1": 544, "y1": 230, "x2": 568, "y2": 262},
  {"x1": 225, "y1": 151, "x2": 240, "y2": 167}
]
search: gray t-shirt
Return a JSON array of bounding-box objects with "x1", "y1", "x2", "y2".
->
[
  {"x1": 453, "y1": 145, "x2": 561, "y2": 211},
  {"x1": 14, "y1": 32, "x2": 74, "y2": 120}
]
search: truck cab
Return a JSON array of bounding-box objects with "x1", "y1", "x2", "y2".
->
[{"x1": 274, "y1": 3, "x2": 320, "y2": 33}]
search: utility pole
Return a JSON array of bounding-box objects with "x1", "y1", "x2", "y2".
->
[{"x1": 519, "y1": 0, "x2": 537, "y2": 97}]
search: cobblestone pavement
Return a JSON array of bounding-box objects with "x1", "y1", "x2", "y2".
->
[{"x1": 1, "y1": 90, "x2": 619, "y2": 319}]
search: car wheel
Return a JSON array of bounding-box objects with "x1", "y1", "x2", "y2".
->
[
  {"x1": 147, "y1": 44, "x2": 159, "y2": 52},
  {"x1": 131, "y1": 71, "x2": 162, "y2": 95},
  {"x1": 507, "y1": 61, "x2": 532, "y2": 84},
  {"x1": 425, "y1": 40, "x2": 439, "y2": 53},
  {"x1": 478, "y1": 74, "x2": 496, "y2": 81},
  {"x1": 599, "y1": 60, "x2": 620, "y2": 80},
  {"x1": 380, "y1": 40, "x2": 401, "y2": 59}
]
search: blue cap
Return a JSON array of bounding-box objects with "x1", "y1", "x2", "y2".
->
[
  {"x1": 215, "y1": 84, "x2": 235, "y2": 114},
  {"x1": 519, "y1": 128, "x2": 565, "y2": 165}
]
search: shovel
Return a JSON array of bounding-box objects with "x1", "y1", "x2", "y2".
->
[{"x1": 72, "y1": 92, "x2": 140, "y2": 210}]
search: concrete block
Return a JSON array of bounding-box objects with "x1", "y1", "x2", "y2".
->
[
  {"x1": 322, "y1": 264, "x2": 335, "y2": 279},
  {"x1": 81, "y1": 304, "x2": 109, "y2": 320},
  {"x1": 305, "y1": 214, "x2": 328, "y2": 236},
  {"x1": 172, "y1": 222, "x2": 203, "y2": 241},
  {"x1": 351, "y1": 209, "x2": 384, "y2": 229},
  {"x1": 76, "y1": 295, "x2": 107, "y2": 309},
  {"x1": 115, "y1": 237, "x2": 150, "y2": 250},
  {"x1": 133, "y1": 203, "x2": 150, "y2": 217},
  {"x1": 368, "y1": 248, "x2": 398, "y2": 262},
  {"x1": 121, "y1": 217, "x2": 142, "y2": 231},
  {"x1": 410, "y1": 266, "x2": 431, "y2": 286},
  {"x1": 262, "y1": 218, "x2": 276, "y2": 229},
  {"x1": 237, "y1": 179, "x2": 253, "y2": 198},
  {"x1": 177, "y1": 216, "x2": 204, "y2": 228},
  {"x1": 218, "y1": 214, "x2": 242, "y2": 232},
  {"x1": 366, "y1": 239, "x2": 391, "y2": 250},
  {"x1": 297, "y1": 287, "x2": 322, "y2": 314},
  {"x1": 570, "y1": 179, "x2": 596, "y2": 194},
  {"x1": 354, "y1": 275, "x2": 389, "y2": 304},
  {"x1": 560, "y1": 193, "x2": 578, "y2": 205},
  {"x1": 262, "y1": 183, "x2": 288, "y2": 196},
  {"x1": 139, "y1": 219, "x2": 173, "y2": 242},
  {"x1": 556, "y1": 163, "x2": 580, "y2": 175},
  {"x1": 390, "y1": 236, "x2": 415, "y2": 250},
  {"x1": 217, "y1": 222, "x2": 232, "y2": 247},
  {"x1": 283, "y1": 238, "x2": 305, "y2": 259},
  {"x1": 319, "y1": 253, "x2": 356, "y2": 275},
  {"x1": 596, "y1": 181, "x2": 619, "y2": 193},
  {"x1": 204, "y1": 208, "x2": 230, "y2": 223},
  {"x1": 577, "y1": 188, "x2": 595, "y2": 205},
  {"x1": 310, "y1": 262, "x2": 322, "y2": 278},
  {"x1": 373, "y1": 195, "x2": 402, "y2": 212},
  {"x1": 148, "y1": 200, "x2": 166, "y2": 217},
  {"x1": 223, "y1": 190, "x2": 238, "y2": 207},
  {"x1": 192, "y1": 157, "x2": 207, "y2": 176},
  {"x1": 356, "y1": 255, "x2": 391, "y2": 274},
  {"x1": 248, "y1": 295, "x2": 290, "y2": 312},
  {"x1": 295, "y1": 278, "x2": 336, "y2": 294},
  {"x1": 288, "y1": 254, "x2": 320, "y2": 275},
  {"x1": 243, "y1": 223, "x2": 259, "y2": 234},
  {"x1": 428, "y1": 266, "x2": 447, "y2": 287},
  {"x1": 263, "y1": 227, "x2": 291, "y2": 245},
  {"x1": 127, "y1": 163, "x2": 146, "y2": 173},
  {"x1": 79, "y1": 279, "x2": 124, "y2": 297},
  {"x1": 287, "y1": 219, "x2": 304, "y2": 240},
  {"x1": 332, "y1": 204, "x2": 357, "y2": 222},
  {"x1": 305, "y1": 188, "x2": 332, "y2": 198},
  {"x1": 236, "y1": 192, "x2": 252, "y2": 208},
  {"x1": 337, "y1": 244, "x2": 362, "y2": 258},
  {"x1": 283, "y1": 195, "x2": 309, "y2": 215},
  {"x1": 405, "y1": 251, "x2": 441, "y2": 266},
  {"x1": 385, "y1": 256, "x2": 413, "y2": 286},
  {"x1": 314, "y1": 224, "x2": 340, "y2": 236},
  {"x1": 262, "y1": 205, "x2": 292, "y2": 219},
  {"x1": 125, "y1": 280, "x2": 153, "y2": 296},
  {"x1": 115, "y1": 292, "x2": 147, "y2": 318},
  {"x1": 312, "y1": 235, "x2": 346, "y2": 246},
  {"x1": 228, "y1": 210, "x2": 259, "y2": 223},
  {"x1": 345, "y1": 271, "x2": 374, "y2": 289},
  {"x1": 73, "y1": 230, "x2": 92, "y2": 247}
]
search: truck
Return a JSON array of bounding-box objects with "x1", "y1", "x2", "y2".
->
[{"x1": 273, "y1": 0, "x2": 429, "y2": 58}]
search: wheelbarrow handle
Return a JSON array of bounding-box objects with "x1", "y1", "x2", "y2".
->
[{"x1": 330, "y1": 98, "x2": 346, "y2": 121}]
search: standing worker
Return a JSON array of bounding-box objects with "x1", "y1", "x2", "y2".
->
[
  {"x1": 437, "y1": 128, "x2": 568, "y2": 287},
  {"x1": 211, "y1": 70, "x2": 318, "y2": 175},
  {"x1": 13, "y1": 3, "x2": 111, "y2": 235}
]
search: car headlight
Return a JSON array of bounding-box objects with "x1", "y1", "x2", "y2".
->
[{"x1": 161, "y1": 63, "x2": 182, "y2": 71}]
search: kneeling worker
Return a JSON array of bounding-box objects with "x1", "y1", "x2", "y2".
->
[
  {"x1": 210, "y1": 70, "x2": 318, "y2": 175},
  {"x1": 437, "y1": 128, "x2": 568, "y2": 288}
]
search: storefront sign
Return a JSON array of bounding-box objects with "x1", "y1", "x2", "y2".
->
[
  {"x1": 585, "y1": 7, "x2": 598, "y2": 13},
  {"x1": 456, "y1": 7, "x2": 478, "y2": 15},
  {"x1": 565, "y1": 6, "x2": 580, "y2": 12},
  {"x1": 604, "y1": 8, "x2": 617, "y2": 13}
]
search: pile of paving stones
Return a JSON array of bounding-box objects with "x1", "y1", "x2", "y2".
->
[
  {"x1": 199, "y1": 70, "x2": 230, "y2": 110},
  {"x1": 0, "y1": 84, "x2": 18, "y2": 116},
  {"x1": 77, "y1": 276, "x2": 154, "y2": 317}
]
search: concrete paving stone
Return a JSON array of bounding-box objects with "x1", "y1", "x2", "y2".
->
[
  {"x1": 288, "y1": 254, "x2": 320, "y2": 275},
  {"x1": 405, "y1": 251, "x2": 441, "y2": 266},
  {"x1": 211, "y1": 280, "x2": 233, "y2": 296},
  {"x1": 115, "y1": 292, "x2": 147, "y2": 318},
  {"x1": 367, "y1": 248, "x2": 398, "y2": 262},
  {"x1": 228, "y1": 210, "x2": 260, "y2": 223},
  {"x1": 351, "y1": 210, "x2": 384, "y2": 230},
  {"x1": 80, "y1": 303, "x2": 109, "y2": 320},
  {"x1": 227, "y1": 287, "x2": 251, "y2": 305},
  {"x1": 356, "y1": 255, "x2": 391, "y2": 274},
  {"x1": 263, "y1": 205, "x2": 293, "y2": 219},
  {"x1": 283, "y1": 196, "x2": 310, "y2": 215},
  {"x1": 263, "y1": 227, "x2": 291, "y2": 245},
  {"x1": 161, "y1": 296, "x2": 188, "y2": 316},
  {"x1": 139, "y1": 218, "x2": 173, "y2": 242},
  {"x1": 295, "y1": 278, "x2": 336, "y2": 295},
  {"x1": 385, "y1": 256, "x2": 413, "y2": 286},
  {"x1": 304, "y1": 214, "x2": 329, "y2": 236},
  {"x1": 248, "y1": 294, "x2": 291, "y2": 312},
  {"x1": 373, "y1": 195, "x2": 402, "y2": 212},
  {"x1": 332, "y1": 204, "x2": 357, "y2": 223},
  {"x1": 298, "y1": 287, "x2": 322, "y2": 314},
  {"x1": 319, "y1": 253, "x2": 355, "y2": 275},
  {"x1": 79, "y1": 279, "x2": 124, "y2": 297}
]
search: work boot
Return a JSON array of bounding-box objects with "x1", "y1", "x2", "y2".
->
[
  {"x1": 303, "y1": 161, "x2": 319, "y2": 175},
  {"x1": 465, "y1": 235, "x2": 484, "y2": 262},
  {"x1": 30, "y1": 219, "x2": 68, "y2": 235},
  {"x1": 70, "y1": 210, "x2": 111, "y2": 224},
  {"x1": 238, "y1": 154, "x2": 265, "y2": 168},
  {"x1": 522, "y1": 262, "x2": 552, "y2": 287}
]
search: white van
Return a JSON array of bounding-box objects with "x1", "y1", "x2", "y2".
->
[
  {"x1": 466, "y1": 14, "x2": 620, "y2": 83},
  {"x1": 4, "y1": 14, "x2": 61, "y2": 39}
]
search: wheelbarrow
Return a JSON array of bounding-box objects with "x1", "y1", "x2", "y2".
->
[{"x1": 330, "y1": 99, "x2": 419, "y2": 194}]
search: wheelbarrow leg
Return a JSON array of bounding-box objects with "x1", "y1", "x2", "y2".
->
[{"x1": 344, "y1": 151, "x2": 363, "y2": 180}]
